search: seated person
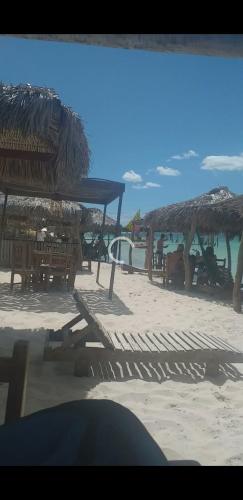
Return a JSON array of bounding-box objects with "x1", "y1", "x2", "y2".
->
[
  {"x1": 94, "y1": 235, "x2": 108, "y2": 261},
  {"x1": 156, "y1": 233, "x2": 168, "y2": 268},
  {"x1": 167, "y1": 244, "x2": 196, "y2": 289},
  {"x1": 197, "y1": 246, "x2": 225, "y2": 287},
  {"x1": 81, "y1": 234, "x2": 96, "y2": 260},
  {"x1": 166, "y1": 244, "x2": 185, "y2": 288}
]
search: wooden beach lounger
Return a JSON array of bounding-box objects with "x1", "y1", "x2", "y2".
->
[{"x1": 44, "y1": 291, "x2": 243, "y2": 379}]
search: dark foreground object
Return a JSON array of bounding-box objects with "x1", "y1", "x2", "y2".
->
[{"x1": 0, "y1": 400, "x2": 199, "y2": 466}]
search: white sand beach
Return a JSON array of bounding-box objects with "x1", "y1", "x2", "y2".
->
[{"x1": 1, "y1": 262, "x2": 243, "y2": 465}]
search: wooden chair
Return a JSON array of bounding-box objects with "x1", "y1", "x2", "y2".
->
[
  {"x1": 160, "y1": 252, "x2": 181, "y2": 286},
  {"x1": 10, "y1": 241, "x2": 33, "y2": 291},
  {"x1": 0, "y1": 340, "x2": 30, "y2": 424},
  {"x1": 49, "y1": 253, "x2": 76, "y2": 290}
]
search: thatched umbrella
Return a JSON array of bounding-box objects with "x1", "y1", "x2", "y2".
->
[
  {"x1": 144, "y1": 187, "x2": 237, "y2": 289},
  {"x1": 144, "y1": 187, "x2": 236, "y2": 232},
  {"x1": 0, "y1": 83, "x2": 90, "y2": 194},
  {"x1": 0, "y1": 82, "x2": 90, "y2": 253},
  {"x1": 81, "y1": 207, "x2": 117, "y2": 233},
  {"x1": 0, "y1": 193, "x2": 83, "y2": 225}
]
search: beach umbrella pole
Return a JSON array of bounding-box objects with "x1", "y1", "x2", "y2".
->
[
  {"x1": 0, "y1": 191, "x2": 8, "y2": 262},
  {"x1": 109, "y1": 194, "x2": 123, "y2": 299},
  {"x1": 233, "y1": 231, "x2": 243, "y2": 313},
  {"x1": 96, "y1": 204, "x2": 107, "y2": 284}
]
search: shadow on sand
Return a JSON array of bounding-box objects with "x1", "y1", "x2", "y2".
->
[
  {"x1": 87, "y1": 358, "x2": 243, "y2": 386},
  {"x1": 76, "y1": 288, "x2": 133, "y2": 316},
  {"x1": 149, "y1": 279, "x2": 238, "y2": 309},
  {"x1": 0, "y1": 283, "x2": 78, "y2": 314}
]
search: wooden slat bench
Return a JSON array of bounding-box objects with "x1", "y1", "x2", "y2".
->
[{"x1": 43, "y1": 291, "x2": 243, "y2": 379}]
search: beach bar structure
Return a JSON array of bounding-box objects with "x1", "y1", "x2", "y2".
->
[
  {"x1": 0, "y1": 83, "x2": 125, "y2": 298},
  {"x1": 144, "y1": 187, "x2": 243, "y2": 313}
]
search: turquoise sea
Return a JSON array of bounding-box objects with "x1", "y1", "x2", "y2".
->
[{"x1": 86, "y1": 232, "x2": 241, "y2": 278}]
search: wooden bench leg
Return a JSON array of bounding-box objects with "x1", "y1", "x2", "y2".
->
[
  {"x1": 10, "y1": 271, "x2": 14, "y2": 291},
  {"x1": 205, "y1": 361, "x2": 220, "y2": 377},
  {"x1": 74, "y1": 358, "x2": 90, "y2": 377}
]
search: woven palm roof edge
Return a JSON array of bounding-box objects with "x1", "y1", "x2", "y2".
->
[
  {"x1": 0, "y1": 83, "x2": 90, "y2": 190},
  {"x1": 144, "y1": 187, "x2": 243, "y2": 233}
]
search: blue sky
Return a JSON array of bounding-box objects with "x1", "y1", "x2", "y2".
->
[{"x1": 1, "y1": 36, "x2": 243, "y2": 224}]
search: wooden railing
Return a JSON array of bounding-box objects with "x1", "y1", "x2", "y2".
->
[{"x1": 0, "y1": 239, "x2": 80, "y2": 268}]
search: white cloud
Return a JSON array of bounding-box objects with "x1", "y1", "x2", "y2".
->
[
  {"x1": 122, "y1": 170, "x2": 142, "y2": 183},
  {"x1": 171, "y1": 149, "x2": 198, "y2": 160},
  {"x1": 156, "y1": 166, "x2": 181, "y2": 176},
  {"x1": 132, "y1": 182, "x2": 161, "y2": 190},
  {"x1": 201, "y1": 154, "x2": 243, "y2": 172},
  {"x1": 145, "y1": 182, "x2": 160, "y2": 188}
]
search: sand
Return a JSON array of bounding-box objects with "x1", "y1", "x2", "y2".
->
[{"x1": 1, "y1": 262, "x2": 243, "y2": 465}]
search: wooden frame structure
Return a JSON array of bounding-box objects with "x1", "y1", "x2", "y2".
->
[
  {"x1": 44, "y1": 291, "x2": 243, "y2": 378},
  {"x1": 144, "y1": 188, "x2": 243, "y2": 312},
  {"x1": 0, "y1": 178, "x2": 125, "y2": 299}
]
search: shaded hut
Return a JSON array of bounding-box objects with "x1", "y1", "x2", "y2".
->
[
  {"x1": 0, "y1": 194, "x2": 84, "y2": 230},
  {"x1": 144, "y1": 187, "x2": 243, "y2": 306}
]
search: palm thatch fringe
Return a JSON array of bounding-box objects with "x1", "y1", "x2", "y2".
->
[
  {"x1": 0, "y1": 83, "x2": 90, "y2": 192},
  {"x1": 0, "y1": 193, "x2": 85, "y2": 228},
  {"x1": 144, "y1": 187, "x2": 242, "y2": 233}
]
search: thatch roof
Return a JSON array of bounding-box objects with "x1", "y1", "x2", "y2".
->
[
  {"x1": 0, "y1": 193, "x2": 84, "y2": 228},
  {"x1": 81, "y1": 207, "x2": 117, "y2": 232},
  {"x1": 0, "y1": 83, "x2": 90, "y2": 194},
  {"x1": 144, "y1": 187, "x2": 243, "y2": 233}
]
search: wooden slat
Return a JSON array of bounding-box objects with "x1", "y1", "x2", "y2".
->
[
  {"x1": 201, "y1": 333, "x2": 230, "y2": 351},
  {"x1": 204, "y1": 333, "x2": 238, "y2": 352},
  {"x1": 165, "y1": 332, "x2": 192, "y2": 351},
  {"x1": 175, "y1": 331, "x2": 203, "y2": 350},
  {"x1": 195, "y1": 331, "x2": 225, "y2": 350},
  {"x1": 115, "y1": 332, "x2": 133, "y2": 351},
  {"x1": 125, "y1": 332, "x2": 142, "y2": 352},
  {"x1": 141, "y1": 332, "x2": 159, "y2": 351},
  {"x1": 153, "y1": 333, "x2": 175, "y2": 351},
  {"x1": 139, "y1": 333, "x2": 159, "y2": 352},
  {"x1": 192, "y1": 331, "x2": 219, "y2": 350},
  {"x1": 109, "y1": 332, "x2": 124, "y2": 351},
  {"x1": 181, "y1": 331, "x2": 209, "y2": 350},
  {"x1": 163, "y1": 332, "x2": 187, "y2": 351},
  {"x1": 127, "y1": 333, "x2": 148, "y2": 352}
]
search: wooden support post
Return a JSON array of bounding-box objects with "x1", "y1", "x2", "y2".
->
[
  {"x1": 128, "y1": 223, "x2": 134, "y2": 274},
  {"x1": 73, "y1": 212, "x2": 81, "y2": 269},
  {"x1": 225, "y1": 231, "x2": 231, "y2": 272},
  {"x1": 0, "y1": 191, "x2": 8, "y2": 260},
  {"x1": 109, "y1": 193, "x2": 123, "y2": 300},
  {"x1": 184, "y1": 219, "x2": 196, "y2": 291},
  {"x1": 96, "y1": 204, "x2": 107, "y2": 284},
  {"x1": 148, "y1": 226, "x2": 153, "y2": 281},
  {"x1": 233, "y1": 232, "x2": 243, "y2": 313},
  {"x1": 5, "y1": 341, "x2": 29, "y2": 424}
]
